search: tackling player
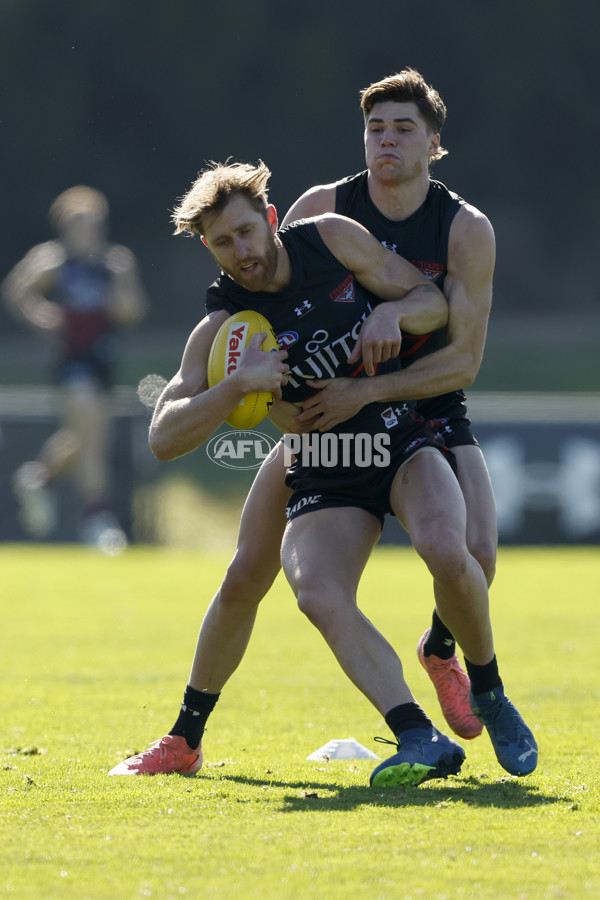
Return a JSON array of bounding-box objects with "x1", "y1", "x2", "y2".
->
[{"x1": 282, "y1": 69, "x2": 498, "y2": 737}]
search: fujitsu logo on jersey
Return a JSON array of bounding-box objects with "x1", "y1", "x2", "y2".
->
[
  {"x1": 226, "y1": 322, "x2": 248, "y2": 375},
  {"x1": 285, "y1": 307, "x2": 372, "y2": 389}
]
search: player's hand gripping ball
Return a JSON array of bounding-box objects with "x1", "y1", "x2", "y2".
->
[{"x1": 208, "y1": 310, "x2": 280, "y2": 429}]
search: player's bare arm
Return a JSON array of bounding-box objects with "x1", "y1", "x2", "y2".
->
[
  {"x1": 348, "y1": 302, "x2": 404, "y2": 375},
  {"x1": 105, "y1": 245, "x2": 148, "y2": 327},
  {"x1": 314, "y1": 213, "x2": 448, "y2": 376},
  {"x1": 287, "y1": 194, "x2": 447, "y2": 320},
  {"x1": 296, "y1": 205, "x2": 494, "y2": 431},
  {"x1": 285, "y1": 194, "x2": 431, "y2": 375},
  {"x1": 150, "y1": 310, "x2": 289, "y2": 461},
  {"x1": 281, "y1": 184, "x2": 337, "y2": 227},
  {"x1": 267, "y1": 398, "x2": 309, "y2": 433},
  {"x1": 343, "y1": 293, "x2": 444, "y2": 379},
  {"x1": 1, "y1": 242, "x2": 65, "y2": 336},
  {"x1": 362, "y1": 204, "x2": 494, "y2": 399},
  {"x1": 315, "y1": 213, "x2": 444, "y2": 303}
]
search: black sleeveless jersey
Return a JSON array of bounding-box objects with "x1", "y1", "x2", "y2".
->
[
  {"x1": 51, "y1": 257, "x2": 115, "y2": 356},
  {"x1": 335, "y1": 172, "x2": 463, "y2": 363},
  {"x1": 205, "y1": 220, "x2": 415, "y2": 432},
  {"x1": 335, "y1": 172, "x2": 468, "y2": 419}
]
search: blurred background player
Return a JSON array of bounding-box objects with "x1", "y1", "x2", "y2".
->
[{"x1": 2, "y1": 185, "x2": 148, "y2": 551}]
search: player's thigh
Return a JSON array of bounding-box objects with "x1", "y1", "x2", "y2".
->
[
  {"x1": 230, "y1": 442, "x2": 290, "y2": 578},
  {"x1": 281, "y1": 506, "x2": 380, "y2": 599},
  {"x1": 390, "y1": 449, "x2": 467, "y2": 554},
  {"x1": 62, "y1": 380, "x2": 110, "y2": 438},
  {"x1": 453, "y1": 444, "x2": 498, "y2": 579}
]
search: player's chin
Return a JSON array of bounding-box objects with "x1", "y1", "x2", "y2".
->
[{"x1": 236, "y1": 268, "x2": 268, "y2": 291}]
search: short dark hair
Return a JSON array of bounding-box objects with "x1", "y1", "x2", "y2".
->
[{"x1": 360, "y1": 68, "x2": 448, "y2": 161}]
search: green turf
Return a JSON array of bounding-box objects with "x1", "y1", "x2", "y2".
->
[{"x1": 1, "y1": 545, "x2": 598, "y2": 899}]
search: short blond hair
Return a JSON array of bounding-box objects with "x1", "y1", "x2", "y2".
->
[
  {"x1": 48, "y1": 186, "x2": 109, "y2": 230},
  {"x1": 172, "y1": 160, "x2": 271, "y2": 236}
]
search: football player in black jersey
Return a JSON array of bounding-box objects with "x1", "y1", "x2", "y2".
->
[
  {"x1": 279, "y1": 71, "x2": 534, "y2": 779},
  {"x1": 3, "y1": 186, "x2": 147, "y2": 552},
  {"x1": 110, "y1": 160, "x2": 537, "y2": 785},
  {"x1": 280, "y1": 69, "x2": 498, "y2": 743}
]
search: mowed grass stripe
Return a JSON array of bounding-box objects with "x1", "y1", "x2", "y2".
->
[{"x1": 1, "y1": 545, "x2": 598, "y2": 899}]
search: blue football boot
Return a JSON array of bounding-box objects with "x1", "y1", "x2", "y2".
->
[
  {"x1": 370, "y1": 726, "x2": 465, "y2": 788},
  {"x1": 470, "y1": 687, "x2": 538, "y2": 776}
]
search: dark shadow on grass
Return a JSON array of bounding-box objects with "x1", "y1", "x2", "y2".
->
[{"x1": 212, "y1": 773, "x2": 570, "y2": 811}]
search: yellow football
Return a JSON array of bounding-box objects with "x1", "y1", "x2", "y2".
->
[{"x1": 207, "y1": 310, "x2": 279, "y2": 429}]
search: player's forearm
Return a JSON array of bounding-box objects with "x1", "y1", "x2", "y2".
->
[
  {"x1": 107, "y1": 269, "x2": 148, "y2": 327},
  {"x1": 393, "y1": 285, "x2": 448, "y2": 335},
  {"x1": 268, "y1": 399, "x2": 303, "y2": 433},
  {"x1": 108, "y1": 290, "x2": 147, "y2": 327},
  {"x1": 7, "y1": 293, "x2": 63, "y2": 336},
  {"x1": 360, "y1": 346, "x2": 480, "y2": 402},
  {"x1": 149, "y1": 381, "x2": 249, "y2": 461}
]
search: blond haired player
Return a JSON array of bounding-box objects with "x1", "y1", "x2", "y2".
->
[{"x1": 3, "y1": 186, "x2": 147, "y2": 550}]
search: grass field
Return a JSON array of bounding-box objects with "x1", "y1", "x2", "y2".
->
[{"x1": 1, "y1": 544, "x2": 599, "y2": 899}]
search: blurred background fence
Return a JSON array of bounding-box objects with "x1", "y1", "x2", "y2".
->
[
  {"x1": 1, "y1": 0, "x2": 598, "y2": 547},
  {"x1": 1, "y1": 386, "x2": 599, "y2": 547}
]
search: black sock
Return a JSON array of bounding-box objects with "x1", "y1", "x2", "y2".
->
[
  {"x1": 423, "y1": 609, "x2": 456, "y2": 660},
  {"x1": 169, "y1": 685, "x2": 220, "y2": 750},
  {"x1": 385, "y1": 702, "x2": 432, "y2": 739},
  {"x1": 464, "y1": 655, "x2": 502, "y2": 696}
]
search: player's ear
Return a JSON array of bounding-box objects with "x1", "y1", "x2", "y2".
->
[
  {"x1": 427, "y1": 133, "x2": 441, "y2": 158},
  {"x1": 266, "y1": 204, "x2": 278, "y2": 234}
]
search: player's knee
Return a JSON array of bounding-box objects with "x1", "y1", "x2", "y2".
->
[
  {"x1": 468, "y1": 538, "x2": 497, "y2": 586},
  {"x1": 219, "y1": 549, "x2": 278, "y2": 606},
  {"x1": 413, "y1": 529, "x2": 469, "y2": 584},
  {"x1": 295, "y1": 586, "x2": 350, "y2": 642},
  {"x1": 297, "y1": 592, "x2": 316, "y2": 625},
  {"x1": 295, "y1": 585, "x2": 328, "y2": 627}
]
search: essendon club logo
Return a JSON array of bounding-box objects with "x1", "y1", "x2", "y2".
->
[
  {"x1": 381, "y1": 407, "x2": 399, "y2": 429},
  {"x1": 329, "y1": 274, "x2": 355, "y2": 302},
  {"x1": 226, "y1": 322, "x2": 248, "y2": 375},
  {"x1": 412, "y1": 260, "x2": 444, "y2": 281}
]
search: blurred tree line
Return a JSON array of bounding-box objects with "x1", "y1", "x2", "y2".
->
[{"x1": 1, "y1": 0, "x2": 598, "y2": 339}]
